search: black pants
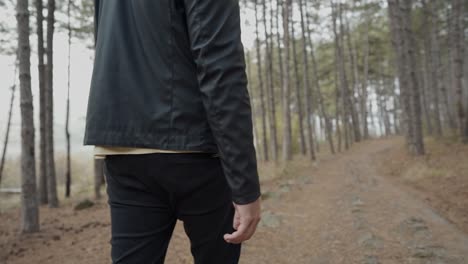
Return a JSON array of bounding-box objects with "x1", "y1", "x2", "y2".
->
[{"x1": 103, "y1": 153, "x2": 241, "y2": 264}]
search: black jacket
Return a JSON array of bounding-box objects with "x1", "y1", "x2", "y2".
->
[{"x1": 84, "y1": 0, "x2": 260, "y2": 204}]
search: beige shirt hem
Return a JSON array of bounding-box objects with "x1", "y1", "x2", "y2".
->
[{"x1": 94, "y1": 146, "x2": 203, "y2": 159}]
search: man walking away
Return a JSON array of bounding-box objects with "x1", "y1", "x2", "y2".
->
[{"x1": 84, "y1": 0, "x2": 262, "y2": 263}]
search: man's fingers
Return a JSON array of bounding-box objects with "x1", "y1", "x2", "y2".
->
[
  {"x1": 225, "y1": 198, "x2": 262, "y2": 244},
  {"x1": 243, "y1": 217, "x2": 260, "y2": 241},
  {"x1": 224, "y1": 216, "x2": 259, "y2": 244},
  {"x1": 233, "y1": 210, "x2": 241, "y2": 230},
  {"x1": 224, "y1": 220, "x2": 251, "y2": 244}
]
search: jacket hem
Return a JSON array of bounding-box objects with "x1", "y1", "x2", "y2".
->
[{"x1": 83, "y1": 130, "x2": 218, "y2": 153}]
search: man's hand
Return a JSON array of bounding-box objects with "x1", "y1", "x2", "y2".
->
[{"x1": 223, "y1": 198, "x2": 261, "y2": 244}]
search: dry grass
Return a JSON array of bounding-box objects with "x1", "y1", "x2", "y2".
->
[
  {"x1": 0, "y1": 151, "x2": 99, "y2": 212},
  {"x1": 375, "y1": 136, "x2": 468, "y2": 234}
]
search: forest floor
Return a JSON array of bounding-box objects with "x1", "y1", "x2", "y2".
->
[{"x1": 1, "y1": 137, "x2": 468, "y2": 264}]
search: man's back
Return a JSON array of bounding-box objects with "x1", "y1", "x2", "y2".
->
[
  {"x1": 84, "y1": 1, "x2": 262, "y2": 263},
  {"x1": 86, "y1": 0, "x2": 214, "y2": 152}
]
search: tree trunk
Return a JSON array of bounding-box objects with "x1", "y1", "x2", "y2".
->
[
  {"x1": 423, "y1": 0, "x2": 443, "y2": 137},
  {"x1": 94, "y1": 159, "x2": 104, "y2": 200},
  {"x1": 338, "y1": 3, "x2": 361, "y2": 142},
  {"x1": 388, "y1": 0, "x2": 424, "y2": 155},
  {"x1": 451, "y1": 0, "x2": 466, "y2": 142},
  {"x1": 304, "y1": 0, "x2": 335, "y2": 154},
  {"x1": 344, "y1": 16, "x2": 362, "y2": 141},
  {"x1": 290, "y1": 8, "x2": 307, "y2": 156},
  {"x1": 36, "y1": 0, "x2": 48, "y2": 205},
  {"x1": 254, "y1": 0, "x2": 269, "y2": 161},
  {"x1": 281, "y1": 0, "x2": 292, "y2": 160},
  {"x1": 246, "y1": 51, "x2": 261, "y2": 159},
  {"x1": 380, "y1": 77, "x2": 392, "y2": 136},
  {"x1": 46, "y1": 0, "x2": 58, "y2": 207},
  {"x1": 65, "y1": 0, "x2": 72, "y2": 197},
  {"x1": 276, "y1": 0, "x2": 284, "y2": 107},
  {"x1": 332, "y1": 2, "x2": 349, "y2": 149},
  {"x1": 0, "y1": 63, "x2": 18, "y2": 186},
  {"x1": 298, "y1": 0, "x2": 317, "y2": 159},
  {"x1": 444, "y1": 5, "x2": 457, "y2": 131},
  {"x1": 361, "y1": 4, "x2": 370, "y2": 139},
  {"x1": 391, "y1": 79, "x2": 401, "y2": 134},
  {"x1": 335, "y1": 78, "x2": 343, "y2": 152},
  {"x1": 263, "y1": 0, "x2": 278, "y2": 161},
  {"x1": 420, "y1": 62, "x2": 433, "y2": 135},
  {"x1": 368, "y1": 90, "x2": 375, "y2": 136},
  {"x1": 389, "y1": 0, "x2": 415, "y2": 151},
  {"x1": 403, "y1": 0, "x2": 424, "y2": 154},
  {"x1": 16, "y1": 0, "x2": 40, "y2": 232},
  {"x1": 419, "y1": 14, "x2": 434, "y2": 137}
]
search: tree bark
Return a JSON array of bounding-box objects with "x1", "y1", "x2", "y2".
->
[
  {"x1": 335, "y1": 74, "x2": 343, "y2": 152},
  {"x1": 281, "y1": 0, "x2": 292, "y2": 160},
  {"x1": 338, "y1": 3, "x2": 361, "y2": 142},
  {"x1": 402, "y1": 0, "x2": 424, "y2": 154},
  {"x1": 390, "y1": 79, "x2": 401, "y2": 134},
  {"x1": 276, "y1": 0, "x2": 284, "y2": 107},
  {"x1": 379, "y1": 75, "x2": 392, "y2": 136},
  {"x1": 94, "y1": 159, "x2": 104, "y2": 200},
  {"x1": 332, "y1": 2, "x2": 349, "y2": 149},
  {"x1": 423, "y1": 0, "x2": 442, "y2": 137},
  {"x1": 65, "y1": 0, "x2": 72, "y2": 197},
  {"x1": 36, "y1": 0, "x2": 48, "y2": 205},
  {"x1": 361, "y1": 3, "x2": 370, "y2": 139},
  {"x1": 388, "y1": 0, "x2": 424, "y2": 155},
  {"x1": 46, "y1": 0, "x2": 58, "y2": 207},
  {"x1": 263, "y1": 0, "x2": 278, "y2": 161},
  {"x1": 254, "y1": 0, "x2": 269, "y2": 161},
  {"x1": 304, "y1": 0, "x2": 335, "y2": 154},
  {"x1": 420, "y1": 62, "x2": 433, "y2": 135},
  {"x1": 268, "y1": 0, "x2": 279, "y2": 161},
  {"x1": 344, "y1": 16, "x2": 362, "y2": 141},
  {"x1": 298, "y1": 0, "x2": 317, "y2": 159},
  {"x1": 451, "y1": 0, "x2": 466, "y2": 142},
  {"x1": 16, "y1": 0, "x2": 40, "y2": 232},
  {"x1": 290, "y1": 8, "x2": 307, "y2": 156},
  {"x1": 390, "y1": 0, "x2": 425, "y2": 154},
  {"x1": 444, "y1": 5, "x2": 457, "y2": 131},
  {"x1": 246, "y1": 51, "x2": 261, "y2": 159}
]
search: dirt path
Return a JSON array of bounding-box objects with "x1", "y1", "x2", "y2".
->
[{"x1": 2, "y1": 138, "x2": 468, "y2": 263}]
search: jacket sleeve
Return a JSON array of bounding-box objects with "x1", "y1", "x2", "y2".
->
[{"x1": 182, "y1": 0, "x2": 261, "y2": 204}]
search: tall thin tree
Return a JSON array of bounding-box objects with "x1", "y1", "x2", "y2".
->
[
  {"x1": 281, "y1": 0, "x2": 293, "y2": 160},
  {"x1": 36, "y1": 0, "x2": 48, "y2": 205},
  {"x1": 361, "y1": 5, "x2": 370, "y2": 139},
  {"x1": 424, "y1": 0, "x2": 442, "y2": 137},
  {"x1": 337, "y1": 3, "x2": 361, "y2": 142},
  {"x1": 65, "y1": 0, "x2": 72, "y2": 197},
  {"x1": 402, "y1": 0, "x2": 424, "y2": 154},
  {"x1": 46, "y1": 0, "x2": 58, "y2": 206},
  {"x1": 254, "y1": 0, "x2": 269, "y2": 161},
  {"x1": 290, "y1": 8, "x2": 307, "y2": 156},
  {"x1": 331, "y1": 2, "x2": 350, "y2": 149},
  {"x1": 246, "y1": 51, "x2": 261, "y2": 157},
  {"x1": 304, "y1": 0, "x2": 335, "y2": 154},
  {"x1": 276, "y1": 0, "x2": 285, "y2": 107},
  {"x1": 299, "y1": 0, "x2": 317, "y2": 159},
  {"x1": 388, "y1": 0, "x2": 425, "y2": 155},
  {"x1": 16, "y1": 0, "x2": 40, "y2": 232},
  {"x1": 451, "y1": 0, "x2": 466, "y2": 142},
  {"x1": 264, "y1": 0, "x2": 278, "y2": 161}
]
